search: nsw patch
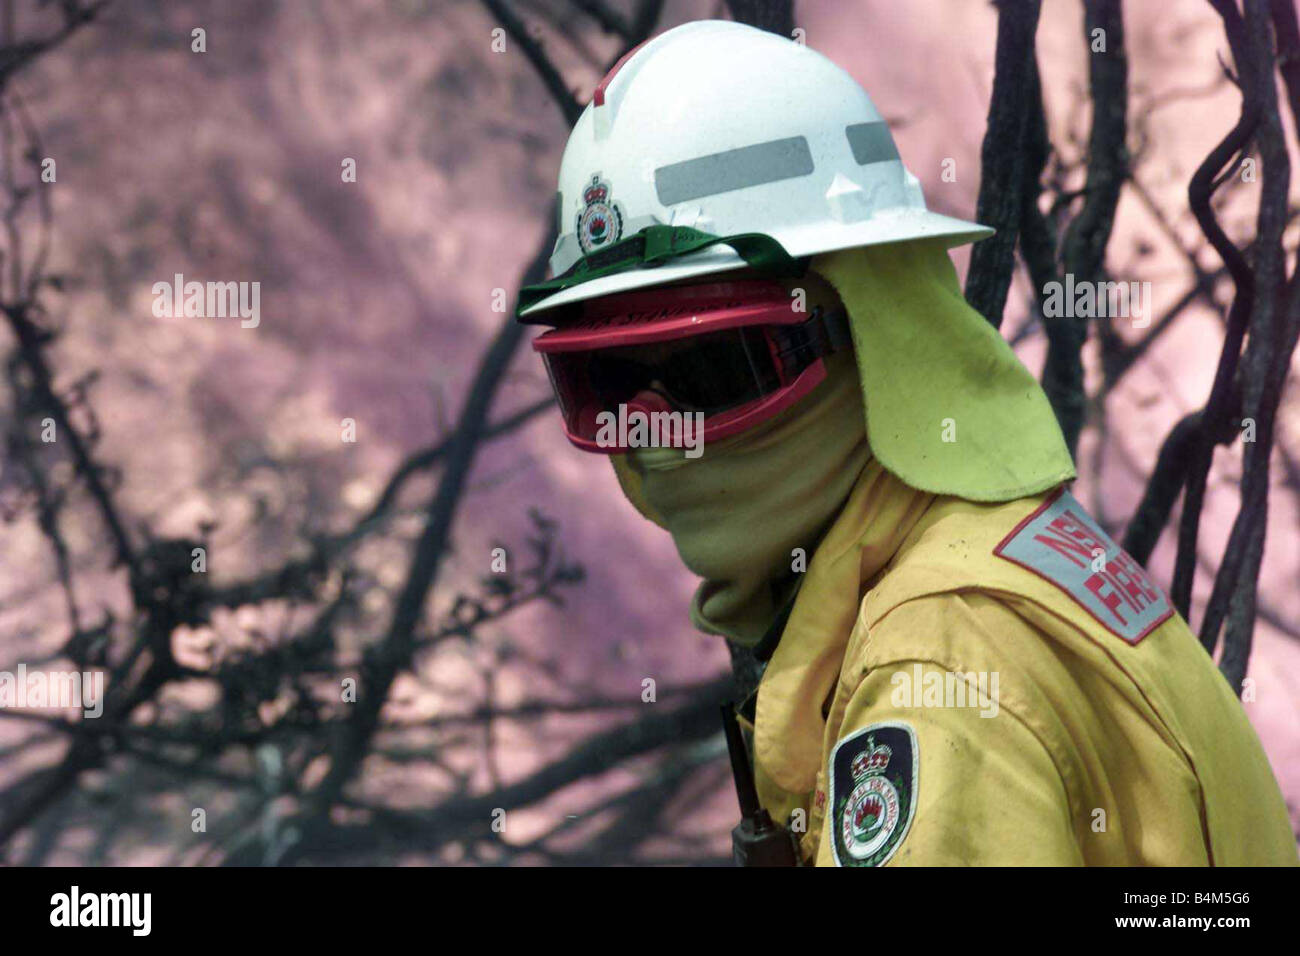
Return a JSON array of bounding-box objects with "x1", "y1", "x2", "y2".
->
[
  {"x1": 828, "y1": 722, "x2": 917, "y2": 867},
  {"x1": 994, "y1": 490, "x2": 1173, "y2": 645}
]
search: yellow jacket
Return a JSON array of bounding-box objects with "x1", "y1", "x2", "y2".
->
[{"x1": 751, "y1": 460, "x2": 1298, "y2": 866}]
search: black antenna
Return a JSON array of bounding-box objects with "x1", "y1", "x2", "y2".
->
[
  {"x1": 719, "y1": 702, "x2": 799, "y2": 866},
  {"x1": 721, "y1": 703, "x2": 761, "y2": 818}
]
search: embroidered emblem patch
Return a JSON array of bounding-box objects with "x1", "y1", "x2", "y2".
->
[
  {"x1": 994, "y1": 490, "x2": 1174, "y2": 645},
  {"x1": 829, "y1": 722, "x2": 917, "y2": 867},
  {"x1": 576, "y1": 174, "x2": 623, "y2": 253}
]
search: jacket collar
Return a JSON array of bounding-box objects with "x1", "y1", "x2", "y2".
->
[{"x1": 752, "y1": 457, "x2": 935, "y2": 794}]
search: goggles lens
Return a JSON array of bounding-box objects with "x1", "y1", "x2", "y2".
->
[
  {"x1": 533, "y1": 278, "x2": 850, "y2": 453},
  {"x1": 573, "y1": 326, "x2": 779, "y2": 415},
  {"x1": 538, "y1": 313, "x2": 847, "y2": 452}
]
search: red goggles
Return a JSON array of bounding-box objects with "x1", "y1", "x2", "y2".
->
[{"x1": 531, "y1": 280, "x2": 852, "y2": 453}]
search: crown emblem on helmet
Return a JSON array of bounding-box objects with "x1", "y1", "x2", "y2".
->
[
  {"x1": 576, "y1": 174, "x2": 622, "y2": 254},
  {"x1": 849, "y1": 737, "x2": 892, "y2": 779},
  {"x1": 583, "y1": 176, "x2": 609, "y2": 205}
]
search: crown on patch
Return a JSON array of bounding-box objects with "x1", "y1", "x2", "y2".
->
[
  {"x1": 583, "y1": 176, "x2": 609, "y2": 205},
  {"x1": 850, "y1": 737, "x2": 891, "y2": 779}
]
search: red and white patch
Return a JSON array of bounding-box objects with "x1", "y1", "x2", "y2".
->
[{"x1": 994, "y1": 490, "x2": 1174, "y2": 645}]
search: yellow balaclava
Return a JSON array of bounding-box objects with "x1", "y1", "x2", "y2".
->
[
  {"x1": 619, "y1": 351, "x2": 869, "y2": 647},
  {"x1": 611, "y1": 238, "x2": 1076, "y2": 644}
]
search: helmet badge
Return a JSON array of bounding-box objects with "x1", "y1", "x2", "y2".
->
[{"x1": 577, "y1": 174, "x2": 623, "y2": 254}]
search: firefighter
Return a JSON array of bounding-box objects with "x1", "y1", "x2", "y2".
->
[{"x1": 516, "y1": 20, "x2": 1297, "y2": 866}]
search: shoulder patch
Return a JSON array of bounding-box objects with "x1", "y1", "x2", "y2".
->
[
  {"x1": 994, "y1": 489, "x2": 1173, "y2": 645},
  {"x1": 828, "y1": 722, "x2": 917, "y2": 867}
]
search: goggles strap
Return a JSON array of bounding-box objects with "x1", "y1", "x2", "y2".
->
[
  {"x1": 820, "y1": 305, "x2": 853, "y2": 353},
  {"x1": 517, "y1": 226, "x2": 807, "y2": 316},
  {"x1": 769, "y1": 305, "x2": 852, "y2": 373}
]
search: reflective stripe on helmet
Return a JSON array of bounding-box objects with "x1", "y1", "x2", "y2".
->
[
  {"x1": 844, "y1": 122, "x2": 900, "y2": 166},
  {"x1": 654, "y1": 137, "x2": 815, "y2": 206}
]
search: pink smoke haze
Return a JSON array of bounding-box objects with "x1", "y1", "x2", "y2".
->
[{"x1": 0, "y1": 0, "x2": 1295, "y2": 862}]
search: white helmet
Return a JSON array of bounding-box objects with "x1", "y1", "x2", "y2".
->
[{"x1": 519, "y1": 19, "x2": 991, "y2": 319}]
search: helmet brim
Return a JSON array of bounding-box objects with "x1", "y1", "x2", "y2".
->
[{"x1": 518, "y1": 210, "x2": 993, "y2": 322}]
